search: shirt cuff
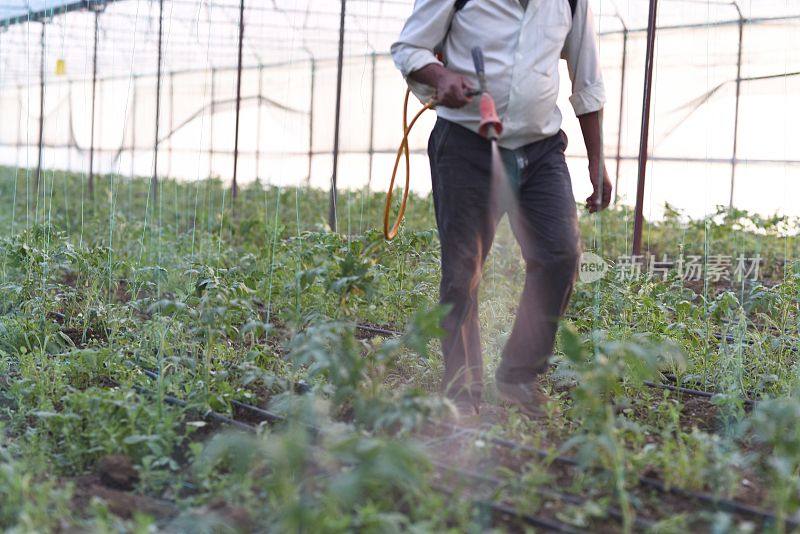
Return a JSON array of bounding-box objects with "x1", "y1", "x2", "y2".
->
[
  {"x1": 395, "y1": 48, "x2": 442, "y2": 104},
  {"x1": 570, "y1": 80, "x2": 606, "y2": 116},
  {"x1": 398, "y1": 48, "x2": 443, "y2": 78}
]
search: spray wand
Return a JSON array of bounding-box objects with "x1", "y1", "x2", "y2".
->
[
  {"x1": 383, "y1": 46, "x2": 503, "y2": 240},
  {"x1": 470, "y1": 46, "x2": 503, "y2": 141}
]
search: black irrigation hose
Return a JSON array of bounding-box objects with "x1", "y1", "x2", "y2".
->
[
  {"x1": 353, "y1": 321, "x2": 799, "y2": 525},
  {"x1": 431, "y1": 482, "x2": 582, "y2": 534},
  {"x1": 430, "y1": 458, "x2": 654, "y2": 531},
  {"x1": 130, "y1": 363, "x2": 567, "y2": 531},
  {"x1": 354, "y1": 323, "x2": 762, "y2": 410},
  {"x1": 475, "y1": 498, "x2": 581, "y2": 534},
  {"x1": 131, "y1": 384, "x2": 255, "y2": 432},
  {"x1": 643, "y1": 379, "x2": 757, "y2": 407},
  {"x1": 712, "y1": 330, "x2": 798, "y2": 354},
  {"x1": 635, "y1": 475, "x2": 792, "y2": 526},
  {"x1": 440, "y1": 422, "x2": 797, "y2": 529},
  {"x1": 216, "y1": 386, "x2": 765, "y2": 530},
  {"x1": 132, "y1": 325, "x2": 789, "y2": 527},
  {"x1": 354, "y1": 323, "x2": 403, "y2": 337},
  {"x1": 132, "y1": 364, "x2": 287, "y2": 424}
]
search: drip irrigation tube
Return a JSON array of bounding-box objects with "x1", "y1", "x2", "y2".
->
[
  {"x1": 431, "y1": 481, "x2": 583, "y2": 534},
  {"x1": 128, "y1": 355, "x2": 790, "y2": 528},
  {"x1": 353, "y1": 322, "x2": 775, "y2": 406},
  {"x1": 129, "y1": 362, "x2": 570, "y2": 531},
  {"x1": 439, "y1": 422, "x2": 795, "y2": 529},
  {"x1": 430, "y1": 458, "x2": 654, "y2": 531},
  {"x1": 132, "y1": 384, "x2": 254, "y2": 432},
  {"x1": 129, "y1": 323, "x2": 791, "y2": 527},
  {"x1": 133, "y1": 363, "x2": 287, "y2": 423},
  {"x1": 353, "y1": 320, "x2": 797, "y2": 525},
  {"x1": 354, "y1": 323, "x2": 757, "y2": 404},
  {"x1": 644, "y1": 379, "x2": 756, "y2": 407},
  {"x1": 220, "y1": 387, "x2": 783, "y2": 528}
]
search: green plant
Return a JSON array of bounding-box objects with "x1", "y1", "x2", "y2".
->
[
  {"x1": 747, "y1": 395, "x2": 800, "y2": 533},
  {"x1": 557, "y1": 324, "x2": 685, "y2": 533}
]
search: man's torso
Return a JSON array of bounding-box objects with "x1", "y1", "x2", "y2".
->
[{"x1": 434, "y1": 0, "x2": 574, "y2": 149}]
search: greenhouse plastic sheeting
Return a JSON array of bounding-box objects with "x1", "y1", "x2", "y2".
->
[{"x1": 0, "y1": 0, "x2": 798, "y2": 219}]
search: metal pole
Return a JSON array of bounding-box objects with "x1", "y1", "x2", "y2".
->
[
  {"x1": 35, "y1": 22, "x2": 46, "y2": 195},
  {"x1": 330, "y1": 0, "x2": 347, "y2": 232},
  {"x1": 367, "y1": 51, "x2": 377, "y2": 188},
  {"x1": 729, "y1": 12, "x2": 744, "y2": 210},
  {"x1": 306, "y1": 58, "x2": 316, "y2": 186},
  {"x1": 632, "y1": 0, "x2": 659, "y2": 257},
  {"x1": 231, "y1": 0, "x2": 245, "y2": 201},
  {"x1": 613, "y1": 30, "x2": 628, "y2": 205},
  {"x1": 88, "y1": 11, "x2": 100, "y2": 199},
  {"x1": 152, "y1": 0, "x2": 164, "y2": 201}
]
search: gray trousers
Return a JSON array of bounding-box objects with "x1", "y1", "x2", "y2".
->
[{"x1": 428, "y1": 118, "x2": 581, "y2": 403}]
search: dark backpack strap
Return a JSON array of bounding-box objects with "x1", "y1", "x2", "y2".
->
[{"x1": 568, "y1": 0, "x2": 577, "y2": 18}]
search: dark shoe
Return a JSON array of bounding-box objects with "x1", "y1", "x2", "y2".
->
[
  {"x1": 496, "y1": 378, "x2": 557, "y2": 418},
  {"x1": 452, "y1": 399, "x2": 480, "y2": 422}
]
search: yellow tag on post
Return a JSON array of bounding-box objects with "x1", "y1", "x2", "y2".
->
[{"x1": 55, "y1": 59, "x2": 66, "y2": 76}]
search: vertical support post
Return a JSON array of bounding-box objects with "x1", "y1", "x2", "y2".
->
[
  {"x1": 231, "y1": 0, "x2": 246, "y2": 201},
  {"x1": 367, "y1": 51, "x2": 377, "y2": 188},
  {"x1": 632, "y1": 0, "x2": 659, "y2": 257},
  {"x1": 330, "y1": 0, "x2": 347, "y2": 232},
  {"x1": 255, "y1": 64, "x2": 263, "y2": 181},
  {"x1": 729, "y1": 13, "x2": 744, "y2": 210},
  {"x1": 613, "y1": 30, "x2": 628, "y2": 204},
  {"x1": 35, "y1": 22, "x2": 46, "y2": 195},
  {"x1": 152, "y1": 0, "x2": 164, "y2": 202},
  {"x1": 88, "y1": 11, "x2": 100, "y2": 199},
  {"x1": 306, "y1": 58, "x2": 316, "y2": 186}
]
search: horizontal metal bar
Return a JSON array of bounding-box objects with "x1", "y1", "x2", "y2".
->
[
  {"x1": 0, "y1": 53, "x2": 392, "y2": 86},
  {"x1": 597, "y1": 13, "x2": 800, "y2": 37},
  {"x1": 5, "y1": 142, "x2": 800, "y2": 167}
]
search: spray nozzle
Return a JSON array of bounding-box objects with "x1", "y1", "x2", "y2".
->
[{"x1": 471, "y1": 47, "x2": 503, "y2": 141}]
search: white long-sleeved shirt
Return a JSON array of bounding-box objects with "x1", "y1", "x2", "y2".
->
[{"x1": 391, "y1": 0, "x2": 606, "y2": 149}]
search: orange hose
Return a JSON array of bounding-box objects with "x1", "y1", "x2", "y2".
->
[{"x1": 383, "y1": 89, "x2": 435, "y2": 240}]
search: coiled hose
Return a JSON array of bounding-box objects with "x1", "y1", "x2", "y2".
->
[{"x1": 383, "y1": 89, "x2": 435, "y2": 241}]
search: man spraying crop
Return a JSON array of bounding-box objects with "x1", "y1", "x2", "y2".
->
[{"x1": 391, "y1": 0, "x2": 611, "y2": 417}]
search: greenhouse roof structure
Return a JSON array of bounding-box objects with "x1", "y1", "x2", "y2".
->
[
  {"x1": 1, "y1": 0, "x2": 798, "y2": 85},
  {"x1": 0, "y1": 0, "x2": 116, "y2": 26},
  {"x1": 0, "y1": 0, "x2": 798, "y2": 226}
]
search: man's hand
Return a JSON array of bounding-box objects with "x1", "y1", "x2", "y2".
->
[
  {"x1": 409, "y1": 64, "x2": 473, "y2": 108},
  {"x1": 434, "y1": 69, "x2": 474, "y2": 108},
  {"x1": 586, "y1": 160, "x2": 612, "y2": 213},
  {"x1": 577, "y1": 110, "x2": 611, "y2": 213}
]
